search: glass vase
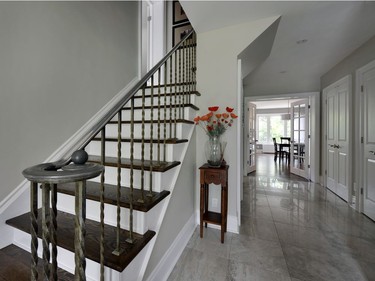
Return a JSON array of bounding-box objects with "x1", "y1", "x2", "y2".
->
[{"x1": 205, "y1": 135, "x2": 223, "y2": 167}]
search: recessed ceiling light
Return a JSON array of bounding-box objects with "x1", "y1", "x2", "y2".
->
[{"x1": 296, "y1": 39, "x2": 308, "y2": 44}]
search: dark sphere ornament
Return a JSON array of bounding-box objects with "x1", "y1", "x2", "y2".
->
[{"x1": 71, "y1": 150, "x2": 88, "y2": 165}]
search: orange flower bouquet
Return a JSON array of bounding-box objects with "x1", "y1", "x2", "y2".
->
[
  {"x1": 194, "y1": 106, "x2": 238, "y2": 137},
  {"x1": 194, "y1": 106, "x2": 238, "y2": 166}
]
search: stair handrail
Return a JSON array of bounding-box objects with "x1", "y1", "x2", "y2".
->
[{"x1": 51, "y1": 29, "x2": 196, "y2": 170}]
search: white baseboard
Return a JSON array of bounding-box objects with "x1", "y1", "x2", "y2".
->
[{"x1": 145, "y1": 214, "x2": 196, "y2": 281}]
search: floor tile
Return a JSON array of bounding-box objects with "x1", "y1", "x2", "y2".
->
[
  {"x1": 230, "y1": 234, "x2": 289, "y2": 275},
  {"x1": 168, "y1": 154, "x2": 375, "y2": 281},
  {"x1": 227, "y1": 260, "x2": 291, "y2": 281}
]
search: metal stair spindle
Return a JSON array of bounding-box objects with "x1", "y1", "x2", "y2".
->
[
  {"x1": 51, "y1": 183, "x2": 58, "y2": 281},
  {"x1": 157, "y1": 68, "x2": 161, "y2": 163},
  {"x1": 42, "y1": 183, "x2": 51, "y2": 280},
  {"x1": 148, "y1": 76, "x2": 154, "y2": 197},
  {"x1": 100, "y1": 127, "x2": 105, "y2": 280},
  {"x1": 182, "y1": 39, "x2": 186, "y2": 119},
  {"x1": 178, "y1": 44, "x2": 182, "y2": 119},
  {"x1": 30, "y1": 182, "x2": 38, "y2": 281},
  {"x1": 188, "y1": 38, "x2": 192, "y2": 104},
  {"x1": 127, "y1": 97, "x2": 135, "y2": 244},
  {"x1": 174, "y1": 52, "x2": 177, "y2": 139},
  {"x1": 163, "y1": 61, "x2": 167, "y2": 162},
  {"x1": 169, "y1": 56, "x2": 173, "y2": 139},
  {"x1": 75, "y1": 180, "x2": 86, "y2": 281},
  {"x1": 139, "y1": 85, "x2": 146, "y2": 203},
  {"x1": 113, "y1": 110, "x2": 123, "y2": 255}
]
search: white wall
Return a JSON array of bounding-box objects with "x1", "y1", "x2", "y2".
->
[
  {"x1": 195, "y1": 16, "x2": 280, "y2": 232},
  {"x1": 0, "y1": 2, "x2": 139, "y2": 202}
]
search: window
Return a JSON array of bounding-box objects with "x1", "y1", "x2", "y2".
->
[{"x1": 257, "y1": 115, "x2": 290, "y2": 143}]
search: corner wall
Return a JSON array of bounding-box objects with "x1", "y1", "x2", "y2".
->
[
  {"x1": 195, "y1": 16, "x2": 280, "y2": 231},
  {"x1": 0, "y1": 2, "x2": 139, "y2": 202}
]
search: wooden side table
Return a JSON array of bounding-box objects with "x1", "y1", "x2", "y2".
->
[{"x1": 199, "y1": 163, "x2": 229, "y2": 243}]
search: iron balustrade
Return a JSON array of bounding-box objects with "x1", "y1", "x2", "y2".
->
[{"x1": 22, "y1": 29, "x2": 196, "y2": 280}]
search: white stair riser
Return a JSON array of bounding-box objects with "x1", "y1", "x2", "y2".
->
[
  {"x1": 86, "y1": 142, "x2": 185, "y2": 162},
  {"x1": 57, "y1": 192, "x2": 165, "y2": 235},
  {"x1": 133, "y1": 94, "x2": 196, "y2": 107},
  {"x1": 116, "y1": 107, "x2": 196, "y2": 122},
  {"x1": 99, "y1": 123, "x2": 191, "y2": 140},
  {"x1": 89, "y1": 166, "x2": 176, "y2": 193}
]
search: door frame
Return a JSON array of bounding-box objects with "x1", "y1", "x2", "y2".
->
[
  {"x1": 244, "y1": 91, "x2": 320, "y2": 183},
  {"x1": 322, "y1": 75, "x2": 352, "y2": 204},
  {"x1": 357, "y1": 59, "x2": 375, "y2": 213}
]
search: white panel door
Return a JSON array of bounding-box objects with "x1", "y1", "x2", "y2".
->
[
  {"x1": 324, "y1": 76, "x2": 350, "y2": 202},
  {"x1": 362, "y1": 63, "x2": 375, "y2": 220},
  {"x1": 246, "y1": 102, "x2": 257, "y2": 174},
  {"x1": 290, "y1": 99, "x2": 309, "y2": 179}
]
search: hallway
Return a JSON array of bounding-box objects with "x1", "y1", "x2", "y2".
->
[{"x1": 168, "y1": 154, "x2": 375, "y2": 281}]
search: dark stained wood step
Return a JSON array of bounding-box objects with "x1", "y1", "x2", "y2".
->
[
  {"x1": 145, "y1": 82, "x2": 196, "y2": 89},
  {"x1": 57, "y1": 181, "x2": 170, "y2": 212},
  {"x1": 133, "y1": 91, "x2": 201, "y2": 99},
  {"x1": 92, "y1": 137, "x2": 188, "y2": 144},
  {"x1": 108, "y1": 119, "x2": 194, "y2": 125},
  {"x1": 88, "y1": 155, "x2": 180, "y2": 172},
  {"x1": 0, "y1": 244, "x2": 74, "y2": 280},
  {"x1": 6, "y1": 210, "x2": 155, "y2": 272},
  {"x1": 122, "y1": 103, "x2": 199, "y2": 111}
]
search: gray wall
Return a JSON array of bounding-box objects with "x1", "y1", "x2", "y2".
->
[
  {"x1": 320, "y1": 34, "x2": 375, "y2": 185},
  {"x1": 144, "y1": 131, "x2": 196, "y2": 280},
  {"x1": 0, "y1": 1, "x2": 139, "y2": 202}
]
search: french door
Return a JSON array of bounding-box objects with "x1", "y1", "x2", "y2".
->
[
  {"x1": 290, "y1": 99, "x2": 309, "y2": 179},
  {"x1": 246, "y1": 102, "x2": 257, "y2": 174},
  {"x1": 359, "y1": 61, "x2": 375, "y2": 220}
]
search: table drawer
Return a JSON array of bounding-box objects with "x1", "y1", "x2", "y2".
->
[{"x1": 204, "y1": 170, "x2": 221, "y2": 184}]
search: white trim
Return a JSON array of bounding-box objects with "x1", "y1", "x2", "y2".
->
[
  {"x1": 145, "y1": 214, "x2": 196, "y2": 281},
  {"x1": 0, "y1": 77, "x2": 139, "y2": 215},
  {"x1": 237, "y1": 59, "x2": 242, "y2": 228}
]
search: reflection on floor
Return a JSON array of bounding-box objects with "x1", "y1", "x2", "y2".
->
[{"x1": 168, "y1": 154, "x2": 375, "y2": 281}]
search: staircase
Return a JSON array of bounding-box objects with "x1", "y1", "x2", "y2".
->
[{"x1": 1, "y1": 30, "x2": 197, "y2": 280}]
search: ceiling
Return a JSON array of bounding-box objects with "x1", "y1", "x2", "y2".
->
[{"x1": 180, "y1": 1, "x2": 375, "y2": 97}]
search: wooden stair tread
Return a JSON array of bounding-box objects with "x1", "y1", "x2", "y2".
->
[
  {"x1": 92, "y1": 137, "x2": 188, "y2": 144},
  {"x1": 88, "y1": 155, "x2": 180, "y2": 172},
  {"x1": 108, "y1": 119, "x2": 194, "y2": 125},
  {"x1": 122, "y1": 103, "x2": 199, "y2": 111},
  {"x1": 133, "y1": 90, "x2": 201, "y2": 99},
  {"x1": 57, "y1": 182, "x2": 170, "y2": 212},
  {"x1": 145, "y1": 82, "x2": 196, "y2": 88},
  {"x1": 6, "y1": 210, "x2": 155, "y2": 272},
  {"x1": 0, "y1": 244, "x2": 73, "y2": 280}
]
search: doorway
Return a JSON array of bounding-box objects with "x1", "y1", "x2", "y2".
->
[{"x1": 244, "y1": 92, "x2": 320, "y2": 182}]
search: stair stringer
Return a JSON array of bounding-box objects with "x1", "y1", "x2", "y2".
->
[{"x1": 127, "y1": 124, "x2": 197, "y2": 281}]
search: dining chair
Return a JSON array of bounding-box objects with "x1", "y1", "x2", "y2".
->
[
  {"x1": 273, "y1": 137, "x2": 282, "y2": 162},
  {"x1": 280, "y1": 137, "x2": 291, "y2": 161}
]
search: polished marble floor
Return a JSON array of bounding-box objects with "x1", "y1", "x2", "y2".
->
[{"x1": 168, "y1": 154, "x2": 375, "y2": 281}]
